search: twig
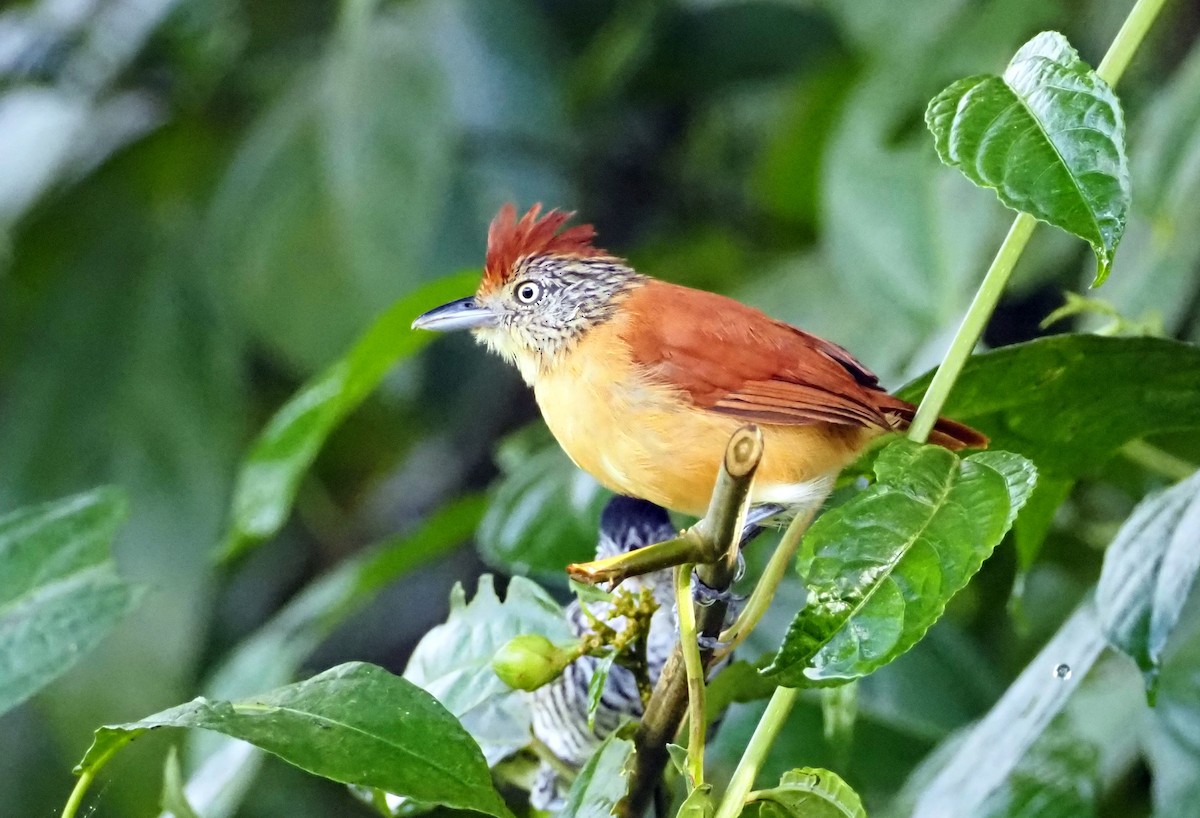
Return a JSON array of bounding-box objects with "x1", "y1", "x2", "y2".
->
[
  {"x1": 618, "y1": 425, "x2": 763, "y2": 817},
  {"x1": 712, "y1": 687, "x2": 799, "y2": 818},
  {"x1": 675, "y1": 564, "x2": 706, "y2": 788}
]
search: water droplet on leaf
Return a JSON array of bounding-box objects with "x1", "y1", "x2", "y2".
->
[{"x1": 1053, "y1": 663, "x2": 1072, "y2": 680}]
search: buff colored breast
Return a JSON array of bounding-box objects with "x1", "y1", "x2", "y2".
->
[{"x1": 533, "y1": 315, "x2": 875, "y2": 517}]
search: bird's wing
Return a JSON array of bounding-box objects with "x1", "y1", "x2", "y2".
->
[{"x1": 620, "y1": 280, "x2": 893, "y2": 429}]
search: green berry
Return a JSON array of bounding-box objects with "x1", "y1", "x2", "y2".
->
[{"x1": 492, "y1": 634, "x2": 576, "y2": 691}]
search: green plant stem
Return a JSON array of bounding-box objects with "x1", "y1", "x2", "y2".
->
[
  {"x1": 1122, "y1": 440, "x2": 1197, "y2": 481},
  {"x1": 909, "y1": 0, "x2": 1170, "y2": 443},
  {"x1": 1096, "y1": 0, "x2": 1171, "y2": 84},
  {"x1": 714, "y1": 505, "x2": 820, "y2": 661},
  {"x1": 712, "y1": 687, "x2": 800, "y2": 818},
  {"x1": 908, "y1": 213, "x2": 1038, "y2": 442},
  {"x1": 60, "y1": 734, "x2": 135, "y2": 818},
  {"x1": 675, "y1": 565, "x2": 707, "y2": 788}
]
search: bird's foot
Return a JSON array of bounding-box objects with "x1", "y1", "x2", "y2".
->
[
  {"x1": 740, "y1": 503, "x2": 786, "y2": 546},
  {"x1": 690, "y1": 560, "x2": 746, "y2": 609},
  {"x1": 696, "y1": 633, "x2": 730, "y2": 652}
]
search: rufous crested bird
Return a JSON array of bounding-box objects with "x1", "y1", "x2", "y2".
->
[{"x1": 413, "y1": 204, "x2": 986, "y2": 520}]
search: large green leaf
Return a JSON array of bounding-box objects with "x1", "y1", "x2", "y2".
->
[
  {"x1": 169, "y1": 497, "x2": 483, "y2": 818},
  {"x1": 74, "y1": 663, "x2": 514, "y2": 818},
  {"x1": 1097, "y1": 471, "x2": 1200, "y2": 694},
  {"x1": 752, "y1": 768, "x2": 866, "y2": 818},
  {"x1": 926, "y1": 31, "x2": 1130, "y2": 283},
  {"x1": 898, "y1": 335, "x2": 1200, "y2": 478},
  {"x1": 404, "y1": 575, "x2": 571, "y2": 765},
  {"x1": 558, "y1": 732, "x2": 635, "y2": 818},
  {"x1": 220, "y1": 271, "x2": 477, "y2": 560},
  {"x1": 0, "y1": 488, "x2": 140, "y2": 716},
  {"x1": 476, "y1": 424, "x2": 609, "y2": 577},
  {"x1": 909, "y1": 600, "x2": 1105, "y2": 817},
  {"x1": 765, "y1": 440, "x2": 1035, "y2": 685}
]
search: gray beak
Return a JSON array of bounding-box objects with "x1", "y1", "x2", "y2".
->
[{"x1": 411, "y1": 297, "x2": 497, "y2": 332}]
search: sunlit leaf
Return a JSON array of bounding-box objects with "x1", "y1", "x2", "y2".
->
[
  {"x1": 752, "y1": 767, "x2": 866, "y2": 818},
  {"x1": 404, "y1": 575, "x2": 571, "y2": 765},
  {"x1": 559, "y1": 732, "x2": 635, "y2": 818},
  {"x1": 1097, "y1": 471, "x2": 1200, "y2": 696},
  {"x1": 909, "y1": 600, "x2": 1105, "y2": 816},
  {"x1": 926, "y1": 31, "x2": 1130, "y2": 283},
  {"x1": 476, "y1": 424, "x2": 609, "y2": 577},
  {"x1": 765, "y1": 440, "x2": 1035, "y2": 685},
  {"x1": 898, "y1": 335, "x2": 1200, "y2": 478},
  {"x1": 0, "y1": 488, "x2": 140, "y2": 716},
  {"x1": 75, "y1": 663, "x2": 514, "y2": 818},
  {"x1": 220, "y1": 272, "x2": 478, "y2": 560}
]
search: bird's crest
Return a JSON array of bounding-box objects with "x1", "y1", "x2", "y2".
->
[{"x1": 482, "y1": 203, "x2": 609, "y2": 290}]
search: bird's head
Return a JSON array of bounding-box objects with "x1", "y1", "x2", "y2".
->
[{"x1": 412, "y1": 204, "x2": 639, "y2": 382}]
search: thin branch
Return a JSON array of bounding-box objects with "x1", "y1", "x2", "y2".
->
[
  {"x1": 618, "y1": 425, "x2": 764, "y2": 818},
  {"x1": 675, "y1": 564, "x2": 707, "y2": 788}
]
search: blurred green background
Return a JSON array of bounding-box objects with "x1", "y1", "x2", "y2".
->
[{"x1": 2, "y1": 0, "x2": 1199, "y2": 816}]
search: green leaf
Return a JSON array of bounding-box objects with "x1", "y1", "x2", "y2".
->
[
  {"x1": 74, "y1": 663, "x2": 514, "y2": 818},
  {"x1": 587, "y1": 652, "x2": 618, "y2": 731},
  {"x1": 926, "y1": 31, "x2": 1130, "y2": 283},
  {"x1": 476, "y1": 424, "x2": 609, "y2": 576},
  {"x1": 0, "y1": 488, "x2": 141, "y2": 716},
  {"x1": 898, "y1": 335, "x2": 1200, "y2": 479},
  {"x1": 1145, "y1": 599, "x2": 1200, "y2": 818},
  {"x1": 404, "y1": 575, "x2": 571, "y2": 765},
  {"x1": 160, "y1": 747, "x2": 201, "y2": 818},
  {"x1": 765, "y1": 440, "x2": 1035, "y2": 685},
  {"x1": 559, "y1": 732, "x2": 635, "y2": 818},
  {"x1": 175, "y1": 497, "x2": 483, "y2": 817},
  {"x1": 909, "y1": 600, "x2": 1105, "y2": 817},
  {"x1": 677, "y1": 784, "x2": 714, "y2": 817},
  {"x1": 1097, "y1": 471, "x2": 1200, "y2": 695},
  {"x1": 976, "y1": 724, "x2": 1098, "y2": 818},
  {"x1": 752, "y1": 768, "x2": 866, "y2": 818},
  {"x1": 220, "y1": 271, "x2": 478, "y2": 560},
  {"x1": 1013, "y1": 477, "x2": 1074, "y2": 574}
]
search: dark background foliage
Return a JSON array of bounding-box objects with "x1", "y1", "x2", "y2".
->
[{"x1": 1, "y1": 0, "x2": 1199, "y2": 816}]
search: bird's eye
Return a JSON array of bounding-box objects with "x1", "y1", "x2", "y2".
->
[{"x1": 515, "y1": 280, "x2": 542, "y2": 304}]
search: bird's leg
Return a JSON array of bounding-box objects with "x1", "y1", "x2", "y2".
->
[{"x1": 688, "y1": 502, "x2": 784, "y2": 644}]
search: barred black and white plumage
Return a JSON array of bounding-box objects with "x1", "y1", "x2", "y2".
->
[{"x1": 529, "y1": 496, "x2": 737, "y2": 812}]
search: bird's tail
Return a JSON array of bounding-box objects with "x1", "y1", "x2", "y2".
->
[{"x1": 877, "y1": 396, "x2": 989, "y2": 451}]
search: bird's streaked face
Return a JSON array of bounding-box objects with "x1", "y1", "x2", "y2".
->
[
  {"x1": 472, "y1": 256, "x2": 638, "y2": 382},
  {"x1": 412, "y1": 204, "x2": 638, "y2": 383}
]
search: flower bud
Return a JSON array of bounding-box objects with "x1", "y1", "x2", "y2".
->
[{"x1": 492, "y1": 634, "x2": 576, "y2": 691}]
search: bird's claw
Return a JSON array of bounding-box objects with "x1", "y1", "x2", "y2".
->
[{"x1": 690, "y1": 563, "x2": 746, "y2": 608}]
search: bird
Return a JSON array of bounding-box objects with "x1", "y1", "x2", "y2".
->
[{"x1": 413, "y1": 203, "x2": 986, "y2": 520}]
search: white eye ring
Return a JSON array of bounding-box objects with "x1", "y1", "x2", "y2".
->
[{"x1": 515, "y1": 280, "x2": 542, "y2": 304}]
